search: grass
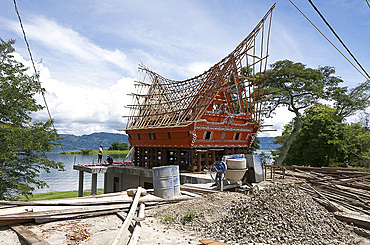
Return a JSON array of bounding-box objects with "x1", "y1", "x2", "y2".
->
[
  {"x1": 161, "y1": 216, "x2": 175, "y2": 222},
  {"x1": 60, "y1": 150, "x2": 129, "y2": 155},
  {"x1": 18, "y1": 189, "x2": 104, "y2": 201},
  {"x1": 182, "y1": 211, "x2": 196, "y2": 224}
]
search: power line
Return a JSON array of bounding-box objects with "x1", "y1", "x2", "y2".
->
[
  {"x1": 288, "y1": 0, "x2": 370, "y2": 81},
  {"x1": 366, "y1": 0, "x2": 370, "y2": 9},
  {"x1": 307, "y1": 0, "x2": 370, "y2": 80},
  {"x1": 13, "y1": 0, "x2": 73, "y2": 162}
]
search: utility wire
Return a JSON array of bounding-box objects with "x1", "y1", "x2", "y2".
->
[
  {"x1": 366, "y1": 0, "x2": 370, "y2": 9},
  {"x1": 307, "y1": 0, "x2": 370, "y2": 80},
  {"x1": 13, "y1": 0, "x2": 73, "y2": 162},
  {"x1": 288, "y1": 0, "x2": 369, "y2": 81}
]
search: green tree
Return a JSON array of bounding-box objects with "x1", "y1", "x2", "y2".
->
[
  {"x1": 327, "y1": 80, "x2": 370, "y2": 118},
  {"x1": 245, "y1": 137, "x2": 260, "y2": 154},
  {"x1": 119, "y1": 142, "x2": 129, "y2": 150},
  {"x1": 259, "y1": 151, "x2": 271, "y2": 165},
  {"x1": 264, "y1": 60, "x2": 368, "y2": 165},
  {"x1": 0, "y1": 39, "x2": 63, "y2": 199},
  {"x1": 108, "y1": 142, "x2": 129, "y2": 150},
  {"x1": 341, "y1": 123, "x2": 370, "y2": 168},
  {"x1": 278, "y1": 104, "x2": 346, "y2": 166},
  {"x1": 108, "y1": 142, "x2": 120, "y2": 150}
]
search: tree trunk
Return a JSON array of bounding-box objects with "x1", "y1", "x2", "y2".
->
[{"x1": 275, "y1": 115, "x2": 302, "y2": 165}]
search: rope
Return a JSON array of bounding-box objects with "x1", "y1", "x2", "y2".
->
[
  {"x1": 13, "y1": 0, "x2": 73, "y2": 162},
  {"x1": 288, "y1": 0, "x2": 369, "y2": 81},
  {"x1": 307, "y1": 0, "x2": 370, "y2": 80}
]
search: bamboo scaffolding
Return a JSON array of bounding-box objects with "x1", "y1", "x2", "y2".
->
[{"x1": 125, "y1": 4, "x2": 275, "y2": 131}]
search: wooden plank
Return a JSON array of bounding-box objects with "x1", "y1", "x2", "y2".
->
[
  {"x1": 116, "y1": 211, "x2": 145, "y2": 223},
  {"x1": 0, "y1": 205, "x2": 17, "y2": 209},
  {"x1": 128, "y1": 203, "x2": 145, "y2": 245},
  {"x1": 35, "y1": 208, "x2": 127, "y2": 224},
  {"x1": 200, "y1": 238, "x2": 229, "y2": 245},
  {"x1": 112, "y1": 187, "x2": 142, "y2": 245},
  {"x1": 0, "y1": 199, "x2": 133, "y2": 206},
  {"x1": 304, "y1": 184, "x2": 341, "y2": 212},
  {"x1": 312, "y1": 197, "x2": 340, "y2": 212},
  {"x1": 11, "y1": 225, "x2": 50, "y2": 245},
  {"x1": 0, "y1": 219, "x2": 33, "y2": 227},
  {"x1": 180, "y1": 185, "x2": 218, "y2": 194},
  {"x1": 180, "y1": 190, "x2": 202, "y2": 198},
  {"x1": 0, "y1": 204, "x2": 130, "y2": 220},
  {"x1": 334, "y1": 213, "x2": 370, "y2": 230},
  {"x1": 0, "y1": 206, "x2": 31, "y2": 215}
]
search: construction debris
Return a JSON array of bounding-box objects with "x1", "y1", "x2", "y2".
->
[
  {"x1": 1, "y1": 166, "x2": 370, "y2": 244},
  {"x1": 150, "y1": 183, "x2": 368, "y2": 244}
]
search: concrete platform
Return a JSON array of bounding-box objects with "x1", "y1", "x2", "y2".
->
[
  {"x1": 73, "y1": 164, "x2": 215, "y2": 197},
  {"x1": 180, "y1": 172, "x2": 214, "y2": 184}
]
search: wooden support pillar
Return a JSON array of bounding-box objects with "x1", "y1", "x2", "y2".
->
[
  {"x1": 78, "y1": 170, "x2": 84, "y2": 197},
  {"x1": 175, "y1": 149, "x2": 181, "y2": 165},
  {"x1": 139, "y1": 147, "x2": 144, "y2": 167},
  {"x1": 91, "y1": 173, "x2": 97, "y2": 195},
  {"x1": 146, "y1": 147, "x2": 149, "y2": 168},
  {"x1": 161, "y1": 148, "x2": 166, "y2": 166},
  {"x1": 197, "y1": 152, "x2": 202, "y2": 172},
  {"x1": 153, "y1": 148, "x2": 158, "y2": 167},
  {"x1": 270, "y1": 166, "x2": 273, "y2": 180},
  {"x1": 211, "y1": 150, "x2": 216, "y2": 165},
  {"x1": 191, "y1": 149, "x2": 196, "y2": 172},
  {"x1": 205, "y1": 150, "x2": 209, "y2": 170},
  {"x1": 104, "y1": 172, "x2": 108, "y2": 194}
]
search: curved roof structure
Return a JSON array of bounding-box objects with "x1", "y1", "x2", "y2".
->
[{"x1": 125, "y1": 4, "x2": 275, "y2": 131}]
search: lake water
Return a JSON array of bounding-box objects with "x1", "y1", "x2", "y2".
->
[
  {"x1": 35, "y1": 152, "x2": 126, "y2": 194},
  {"x1": 36, "y1": 150, "x2": 273, "y2": 194}
]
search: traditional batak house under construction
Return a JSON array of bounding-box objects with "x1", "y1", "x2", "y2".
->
[{"x1": 124, "y1": 5, "x2": 275, "y2": 172}]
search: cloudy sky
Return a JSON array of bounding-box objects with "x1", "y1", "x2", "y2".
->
[{"x1": 1, "y1": 0, "x2": 369, "y2": 137}]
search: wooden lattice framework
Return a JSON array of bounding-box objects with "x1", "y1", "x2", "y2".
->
[{"x1": 124, "y1": 5, "x2": 275, "y2": 171}]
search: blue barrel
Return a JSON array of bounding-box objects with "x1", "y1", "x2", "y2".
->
[
  {"x1": 153, "y1": 166, "x2": 174, "y2": 199},
  {"x1": 171, "y1": 165, "x2": 180, "y2": 196}
]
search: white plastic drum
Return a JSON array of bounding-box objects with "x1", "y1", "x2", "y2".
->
[
  {"x1": 226, "y1": 158, "x2": 247, "y2": 169},
  {"x1": 153, "y1": 166, "x2": 174, "y2": 199}
]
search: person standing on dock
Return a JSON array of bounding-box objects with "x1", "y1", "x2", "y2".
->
[{"x1": 98, "y1": 144, "x2": 103, "y2": 163}]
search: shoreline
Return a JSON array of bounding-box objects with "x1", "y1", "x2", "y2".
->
[{"x1": 59, "y1": 150, "x2": 129, "y2": 155}]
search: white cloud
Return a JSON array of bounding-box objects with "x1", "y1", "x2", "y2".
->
[
  {"x1": 186, "y1": 61, "x2": 213, "y2": 77},
  {"x1": 23, "y1": 17, "x2": 133, "y2": 72},
  {"x1": 32, "y1": 64, "x2": 135, "y2": 135},
  {"x1": 2, "y1": 16, "x2": 136, "y2": 85},
  {"x1": 259, "y1": 107, "x2": 295, "y2": 137}
]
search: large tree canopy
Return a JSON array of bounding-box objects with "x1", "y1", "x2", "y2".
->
[
  {"x1": 272, "y1": 104, "x2": 370, "y2": 167},
  {"x1": 0, "y1": 39, "x2": 63, "y2": 199},
  {"x1": 264, "y1": 60, "x2": 369, "y2": 165},
  {"x1": 273, "y1": 104, "x2": 345, "y2": 166}
]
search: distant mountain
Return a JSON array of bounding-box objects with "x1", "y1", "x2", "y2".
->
[
  {"x1": 53, "y1": 132, "x2": 129, "y2": 152},
  {"x1": 258, "y1": 136, "x2": 279, "y2": 150}
]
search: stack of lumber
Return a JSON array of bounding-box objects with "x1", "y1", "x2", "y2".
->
[
  {"x1": 284, "y1": 166, "x2": 370, "y2": 230},
  {"x1": 0, "y1": 186, "x2": 211, "y2": 244},
  {"x1": 0, "y1": 191, "x2": 135, "y2": 227}
]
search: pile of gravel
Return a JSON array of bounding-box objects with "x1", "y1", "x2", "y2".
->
[{"x1": 152, "y1": 183, "x2": 361, "y2": 244}]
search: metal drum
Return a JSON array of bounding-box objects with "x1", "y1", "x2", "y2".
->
[
  {"x1": 171, "y1": 165, "x2": 180, "y2": 196},
  {"x1": 153, "y1": 166, "x2": 174, "y2": 199}
]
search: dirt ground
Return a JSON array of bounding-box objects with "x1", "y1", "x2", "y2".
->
[
  {"x1": 0, "y1": 212, "x2": 205, "y2": 245},
  {"x1": 1, "y1": 180, "x2": 370, "y2": 244}
]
